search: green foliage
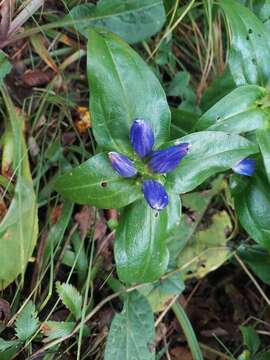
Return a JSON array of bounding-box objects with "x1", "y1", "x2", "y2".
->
[
  {"x1": 87, "y1": 29, "x2": 170, "y2": 155},
  {"x1": 220, "y1": 0, "x2": 270, "y2": 86},
  {"x1": 104, "y1": 291, "x2": 155, "y2": 360},
  {"x1": 56, "y1": 282, "x2": 82, "y2": 320},
  {"x1": 0, "y1": 90, "x2": 38, "y2": 289},
  {"x1": 0, "y1": 51, "x2": 11, "y2": 83},
  {"x1": 15, "y1": 301, "x2": 39, "y2": 342},
  {"x1": 55, "y1": 153, "x2": 142, "y2": 208},
  {"x1": 69, "y1": 0, "x2": 166, "y2": 44},
  {"x1": 166, "y1": 131, "x2": 258, "y2": 193}
]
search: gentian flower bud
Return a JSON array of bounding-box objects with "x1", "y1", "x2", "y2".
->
[
  {"x1": 142, "y1": 180, "x2": 169, "y2": 210},
  {"x1": 149, "y1": 143, "x2": 189, "y2": 174},
  {"x1": 108, "y1": 152, "x2": 137, "y2": 178},
  {"x1": 130, "y1": 119, "x2": 154, "y2": 158},
  {"x1": 232, "y1": 158, "x2": 256, "y2": 176}
]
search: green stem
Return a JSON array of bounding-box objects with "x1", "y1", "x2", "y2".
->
[{"x1": 172, "y1": 302, "x2": 203, "y2": 360}]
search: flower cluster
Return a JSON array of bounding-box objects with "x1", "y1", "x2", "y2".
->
[{"x1": 108, "y1": 119, "x2": 256, "y2": 210}]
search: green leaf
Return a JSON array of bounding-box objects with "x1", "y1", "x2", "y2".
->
[
  {"x1": 15, "y1": 301, "x2": 39, "y2": 341},
  {"x1": 0, "y1": 89, "x2": 38, "y2": 289},
  {"x1": 87, "y1": 29, "x2": 170, "y2": 155},
  {"x1": 42, "y1": 321, "x2": 75, "y2": 341},
  {"x1": 196, "y1": 85, "x2": 268, "y2": 132},
  {"x1": 233, "y1": 172, "x2": 270, "y2": 252},
  {"x1": 0, "y1": 339, "x2": 20, "y2": 352},
  {"x1": 238, "y1": 245, "x2": 270, "y2": 285},
  {"x1": 115, "y1": 199, "x2": 169, "y2": 284},
  {"x1": 139, "y1": 272, "x2": 185, "y2": 312},
  {"x1": 177, "y1": 211, "x2": 232, "y2": 279},
  {"x1": 257, "y1": 128, "x2": 270, "y2": 180},
  {"x1": 56, "y1": 282, "x2": 82, "y2": 320},
  {"x1": 220, "y1": 0, "x2": 270, "y2": 86},
  {"x1": 0, "y1": 51, "x2": 11, "y2": 83},
  {"x1": 166, "y1": 131, "x2": 258, "y2": 194},
  {"x1": 69, "y1": 0, "x2": 166, "y2": 44},
  {"x1": 104, "y1": 291, "x2": 155, "y2": 360},
  {"x1": 55, "y1": 153, "x2": 141, "y2": 208},
  {"x1": 240, "y1": 326, "x2": 261, "y2": 355}
]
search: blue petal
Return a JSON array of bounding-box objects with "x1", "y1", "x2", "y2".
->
[
  {"x1": 142, "y1": 180, "x2": 169, "y2": 210},
  {"x1": 149, "y1": 143, "x2": 189, "y2": 174},
  {"x1": 232, "y1": 158, "x2": 256, "y2": 176},
  {"x1": 130, "y1": 119, "x2": 154, "y2": 158},
  {"x1": 108, "y1": 152, "x2": 138, "y2": 178}
]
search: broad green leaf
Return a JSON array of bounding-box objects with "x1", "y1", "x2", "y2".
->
[
  {"x1": 0, "y1": 51, "x2": 11, "y2": 83},
  {"x1": 104, "y1": 291, "x2": 155, "y2": 360},
  {"x1": 177, "y1": 211, "x2": 232, "y2": 278},
  {"x1": 0, "y1": 178, "x2": 38, "y2": 289},
  {"x1": 87, "y1": 29, "x2": 170, "y2": 155},
  {"x1": 115, "y1": 199, "x2": 169, "y2": 284},
  {"x1": 252, "y1": 0, "x2": 270, "y2": 32},
  {"x1": 139, "y1": 272, "x2": 185, "y2": 312},
  {"x1": 240, "y1": 326, "x2": 261, "y2": 355},
  {"x1": 0, "y1": 90, "x2": 38, "y2": 289},
  {"x1": 257, "y1": 128, "x2": 270, "y2": 180},
  {"x1": 238, "y1": 245, "x2": 270, "y2": 285},
  {"x1": 69, "y1": 0, "x2": 166, "y2": 44},
  {"x1": 41, "y1": 321, "x2": 75, "y2": 341},
  {"x1": 167, "y1": 176, "x2": 225, "y2": 265},
  {"x1": 233, "y1": 172, "x2": 270, "y2": 252},
  {"x1": 55, "y1": 153, "x2": 141, "y2": 208},
  {"x1": 166, "y1": 131, "x2": 258, "y2": 194},
  {"x1": 56, "y1": 282, "x2": 82, "y2": 320},
  {"x1": 220, "y1": 0, "x2": 270, "y2": 86},
  {"x1": 196, "y1": 85, "x2": 268, "y2": 132},
  {"x1": 15, "y1": 301, "x2": 38, "y2": 342}
]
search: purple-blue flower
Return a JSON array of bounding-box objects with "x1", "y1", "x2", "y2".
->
[
  {"x1": 130, "y1": 119, "x2": 154, "y2": 158},
  {"x1": 108, "y1": 152, "x2": 137, "y2": 178},
  {"x1": 232, "y1": 158, "x2": 256, "y2": 176},
  {"x1": 142, "y1": 180, "x2": 169, "y2": 210},
  {"x1": 108, "y1": 119, "x2": 189, "y2": 210},
  {"x1": 149, "y1": 143, "x2": 189, "y2": 173}
]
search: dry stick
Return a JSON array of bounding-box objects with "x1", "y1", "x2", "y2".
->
[
  {"x1": 7, "y1": 0, "x2": 44, "y2": 37},
  {"x1": 235, "y1": 254, "x2": 270, "y2": 307}
]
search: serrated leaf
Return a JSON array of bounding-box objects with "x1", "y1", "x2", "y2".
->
[
  {"x1": 104, "y1": 291, "x2": 155, "y2": 360},
  {"x1": 87, "y1": 29, "x2": 170, "y2": 155},
  {"x1": 69, "y1": 0, "x2": 166, "y2": 44},
  {"x1": 41, "y1": 321, "x2": 74, "y2": 341},
  {"x1": 55, "y1": 153, "x2": 141, "y2": 209},
  {"x1": 0, "y1": 338, "x2": 20, "y2": 351},
  {"x1": 56, "y1": 282, "x2": 82, "y2": 320},
  {"x1": 15, "y1": 301, "x2": 38, "y2": 341},
  {"x1": 166, "y1": 131, "x2": 258, "y2": 194},
  {"x1": 220, "y1": 0, "x2": 270, "y2": 86}
]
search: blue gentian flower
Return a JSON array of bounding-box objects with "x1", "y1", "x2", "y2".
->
[
  {"x1": 232, "y1": 158, "x2": 256, "y2": 176},
  {"x1": 142, "y1": 180, "x2": 169, "y2": 210},
  {"x1": 108, "y1": 152, "x2": 138, "y2": 178},
  {"x1": 108, "y1": 119, "x2": 189, "y2": 210}
]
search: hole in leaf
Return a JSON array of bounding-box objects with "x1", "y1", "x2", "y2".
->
[
  {"x1": 154, "y1": 212, "x2": 159, "y2": 218},
  {"x1": 248, "y1": 28, "x2": 253, "y2": 34},
  {"x1": 100, "y1": 181, "x2": 108, "y2": 188},
  {"x1": 251, "y1": 58, "x2": 257, "y2": 65},
  {"x1": 246, "y1": 35, "x2": 250, "y2": 41}
]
